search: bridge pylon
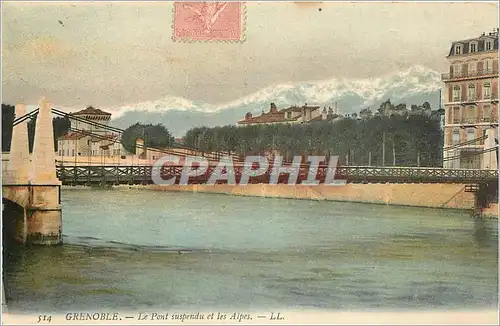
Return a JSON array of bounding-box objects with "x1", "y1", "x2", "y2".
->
[
  {"x1": 4, "y1": 104, "x2": 30, "y2": 184},
  {"x1": 483, "y1": 128, "x2": 498, "y2": 170},
  {"x1": 28, "y1": 97, "x2": 62, "y2": 245},
  {"x1": 31, "y1": 97, "x2": 60, "y2": 184}
]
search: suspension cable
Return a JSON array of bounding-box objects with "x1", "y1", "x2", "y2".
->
[
  {"x1": 442, "y1": 146, "x2": 498, "y2": 162},
  {"x1": 12, "y1": 109, "x2": 39, "y2": 126},
  {"x1": 443, "y1": 135, "x2": 488, "y2": 151}
]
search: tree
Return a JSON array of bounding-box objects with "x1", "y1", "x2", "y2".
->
[
  {"x1": 395, "y1": 103, "x2": 407, "y2": 112},
  {"x1": 53, "y1": 117, "x2": 71, "y2": 150},
  {"x1": 182, "y1": 106, "x2": 443, "y2": 167},
  {"x1": 378, "y1": 99, "x2": 393, "y2": 116},
  {"x1": 121, "y1": 123, "x2": 174, "y2": 154},
  {"x1": 359, "y1": 108, "x2": 372, "y2": 119},
  {"x1": 2, "y1": 104, "x2": 15, "y2": 151}
]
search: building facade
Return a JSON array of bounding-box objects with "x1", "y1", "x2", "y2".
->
[
  {"x1": 442, "y1": 29, "x2": 499, "y2": 169},
  {"x1": 57, "y1": 106, "x2": 130, "y2": 160},
  {"x1": 237, "y1": 102, "x2": 340, "y2": 126}
]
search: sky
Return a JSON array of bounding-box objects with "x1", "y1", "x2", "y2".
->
[{"x1": 1, "y1": 1, "x2": 498, "y2": 110}]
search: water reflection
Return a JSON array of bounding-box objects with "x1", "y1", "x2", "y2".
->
[{"x1": 472, "y1": 216, "x2": 495, "y2": 248}]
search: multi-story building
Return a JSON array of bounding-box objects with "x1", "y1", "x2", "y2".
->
[
  {"x1": 57, "y1": 106, "x2": 128, "y2": 158},
  {"x1": 442, "y1": 28, "x2": 499, "y2": 169}
]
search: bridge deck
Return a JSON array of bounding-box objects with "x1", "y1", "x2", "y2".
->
[{"x1": 56, "y1": 165, "x2": 499, "y2": 185}]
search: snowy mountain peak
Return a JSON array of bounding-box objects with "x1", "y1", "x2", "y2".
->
[
  {"x1": 108, "y1": 64, "x2": 441, "y2": 119},
  {"x1": 108, "y1": 65, "x2": 443, "y2": 136}
]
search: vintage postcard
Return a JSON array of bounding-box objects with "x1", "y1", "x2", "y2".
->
[{"x1": 1, "y1": 1, "x2": 499, "y2": 325}]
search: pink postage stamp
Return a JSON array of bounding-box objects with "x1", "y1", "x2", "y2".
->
[{"x1": 173, "y1": 2, "x2": 244, "y2": 42}]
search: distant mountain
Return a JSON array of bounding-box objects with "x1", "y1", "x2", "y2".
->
[{"x1": 109, "y1": 65, "x2": 443, "y2": 137}]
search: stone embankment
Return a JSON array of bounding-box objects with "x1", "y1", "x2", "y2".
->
[{"x1": 112, "y1": 182, "x2": 496, "y2": 218}]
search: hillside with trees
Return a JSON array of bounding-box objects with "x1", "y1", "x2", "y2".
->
[{"x1": 184, "y1": 101, "x2": 444, "y2": 167}]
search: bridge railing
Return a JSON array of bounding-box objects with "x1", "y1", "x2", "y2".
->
[{"x1": 56, "y1": 165, "x2": 499, "y2": 185}]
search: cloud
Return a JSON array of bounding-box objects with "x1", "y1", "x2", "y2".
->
[
  {"x1": 6, "y1": 36, "x2": 73, "y2": 62},
  {"x1": 1, "y1": 2, "x2": 497, "y2": 109},
  {"x1": 293, "y1": 2, "x2": 323, "y2": 9}
]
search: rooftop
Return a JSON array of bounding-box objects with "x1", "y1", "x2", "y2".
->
[
  {"x1": 57, "y1": 132, "x2": 87, "y2": 141},
  {"x1": 71, "y1": 106, "x2": 112, "y2": 116},
  {"x1": 58, "y1": 131, "x2": 119, "y2": 141},
  {"x1": 238, "y1": 103, "x2": 333, "y2": 125},
  {"x1": 238, "y1": 111, "x2": 299, "y2": 125},
  {"x1": 448, "y1": 28, "x2": 499, "y2": 57},
  {"x1": 281, "y1": 105, "x2": 321, "y2": 113}
]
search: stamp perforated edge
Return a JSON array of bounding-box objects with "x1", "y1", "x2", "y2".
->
[{"x1": 171, "y1": 1, "x2": 247, "y2": 44}]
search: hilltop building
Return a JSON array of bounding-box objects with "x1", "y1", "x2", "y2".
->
[
  {"x1": 237, "y1": 102, "x2": 340, "y2": 126},
  {"x1": 441, "y1": 28, "x2": 499, "y2": 169}
]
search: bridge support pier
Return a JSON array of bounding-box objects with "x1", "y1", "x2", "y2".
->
[
  {"x1": 2, "y1": 185, "x2": 62, "y2": 245},
  {"x1": 3, "y1": 98, "x2": 62, "y2": 246},
  {"x1": 27, "y1": 98, "x2": 62, "y2": 245},
  {"x1": 482, "y1": 128, "x2": 498, "y2": 170},
  {"x1": 25, "y1": 185, "x2": 62, "y2": 245},
  {"x1": 472, "y1": 182, "x2": 499, "y2": 219}
]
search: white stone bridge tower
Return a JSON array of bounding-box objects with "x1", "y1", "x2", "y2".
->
[{"x1": 2, "y1": 97, "x2": 62, "y2": 245}]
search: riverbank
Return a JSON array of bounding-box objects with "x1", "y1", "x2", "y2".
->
[
  {"x1": 138, "y1": 183, "x2": 476, "y2": 208},
  {"x1": 61, "y1": 182, "x2": 498, "y2": 218},
  {"x1": 102, "y1": 182, "x2": 499, "y2": 218}
]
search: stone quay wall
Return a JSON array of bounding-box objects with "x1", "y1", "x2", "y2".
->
[{"x1": 143, "y1": 183, "x2": 481, "y2": 211}]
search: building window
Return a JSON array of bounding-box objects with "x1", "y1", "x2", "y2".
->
[
  {"x1": 468, "y1": 62, "x2": 476, "y2": 73},
  {"x1": 485, "y1": 59, "x2": 493, "y2": 73},
  {"x1": 454, "y1": 44, "x2": 462, "y2": 55},
  {"x1": 71, "y1": 149, "x2": 75, "y2": 156},
  {"x1": 466, "y1": 106, "x2": 476, "y2": 123},
  {"x1": 451, "y1": 64, "x2": 462, "y2": 78},
  {"x1": 453, "y1": 107, "x2": 460, "y2": 123},
  {"x1": 468, "y1": 84, "x2": 476, "y2": 100},
  {"x1": 452, "y1": 129, "x2": 460, "y2": 144},
  {"x1": 469, "y1": 42, "x2": 477, "y2": 53},
  {"x1": 286, "y1": 112, "x2": 292, "y2": 119},
  {"x1": 467, "y1": 128, "x2": 476, "y2": 141},
  {"x1": 484, "y1": 83, "x2": 491, "y2": 99},
  {"x1": 453, "y1": 85, "x2": 460, "y2": 101},
  {"x1": 485, "y1": 40, "x2": 493, "y2": 51},
  {"x1": 483, "y1": 105, "x2": 492, "y2": 121}
]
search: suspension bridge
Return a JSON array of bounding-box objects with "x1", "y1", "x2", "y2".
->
[{"x1": 2, "y1": 98, "x2": 499, "y2": 246}]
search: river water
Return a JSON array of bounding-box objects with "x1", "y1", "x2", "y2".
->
[{"x1": 2, "y1": 188, "x2": 498, "y2": 313}]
